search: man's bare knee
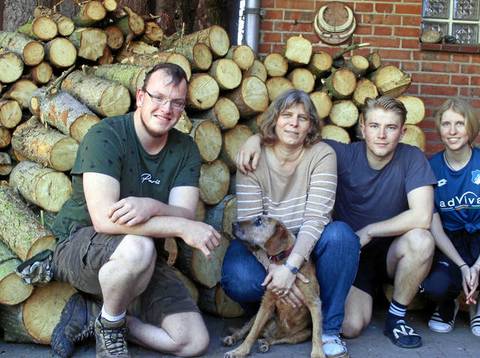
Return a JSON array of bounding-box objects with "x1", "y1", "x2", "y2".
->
[
  {"x1": 113, "y1": 235, "x2": 156, "y2": 271},
  {"x1": 402, "y1": 229, "x2": 435, "y2": 259},
  {"x1": 175, "y1": 330, "x2": 209, "y2": 357},
  {"x1": 342, "y1": 318, "x2": 366, "y2": 338}
]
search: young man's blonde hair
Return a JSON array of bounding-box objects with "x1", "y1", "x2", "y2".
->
[
  {"x1": 434, "y1": 98, "x2": 479, "y2": 143},
  {"x1": 363, "y1": 96, "x2": 408, "y2": 124}
]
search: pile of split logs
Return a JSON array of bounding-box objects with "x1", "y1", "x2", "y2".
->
[{"x1": 0, "y1": 0, "x2": 427, "y2": 345}]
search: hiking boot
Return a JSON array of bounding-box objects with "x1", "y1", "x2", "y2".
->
[
  {"x1": 95, "y1": 316, "x2": 130, "y2": 357},
  {"x1": 16, "y1": 249, "x2": 54, "y2": 285},
  {"x1": 51, "y1": 293, "x2": 101, "y2": 358}
]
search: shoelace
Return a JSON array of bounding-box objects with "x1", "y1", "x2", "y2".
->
[
  {"x1": 101, "y1": 326, "x2": 128, "y2": 355},
  {"x1": 73, "y1": 321, "x2": 95, "y2": 343}
]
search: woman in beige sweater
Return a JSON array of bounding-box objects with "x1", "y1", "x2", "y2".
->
[{"x1": 221, "y1": 89, "x2": 360, "y2": 358}]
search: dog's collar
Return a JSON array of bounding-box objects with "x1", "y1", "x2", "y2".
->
[{"x1": 268, "y1": 246, "x2": 293, "y2": 263}]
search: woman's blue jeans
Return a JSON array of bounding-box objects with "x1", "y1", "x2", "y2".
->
[{"x1": 221, "y1": 221, "x2": 360, "y2": 335}]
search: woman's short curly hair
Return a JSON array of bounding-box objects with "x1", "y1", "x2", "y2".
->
[
  {"x1": 259, "y1": 89, "x2": 322, "y2": 147},
  {"x1": 434, "y1": 97, "x2": 479, "y2": 143}
]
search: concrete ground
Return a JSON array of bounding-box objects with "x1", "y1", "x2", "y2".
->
[{"x1": 1, "y1": 307, "x2": 480, "y2": 358}]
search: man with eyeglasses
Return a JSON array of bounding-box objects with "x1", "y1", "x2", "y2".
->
[{"x1": 43, "y1": 63, "x2": 221, "y2": 358}]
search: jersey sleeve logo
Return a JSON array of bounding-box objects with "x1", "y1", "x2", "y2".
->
[
  {"x1": 437, "y1": 179, "x2": 447, "y2": 187},
  {"x1": 471, "y1": 170, "x2": 480, "y2": 185}
]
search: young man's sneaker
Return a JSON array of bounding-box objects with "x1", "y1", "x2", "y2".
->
[
  {"x1": 322, "y1": 334, "x2": 349, "y2": 358},
  {"x1": 469, "y1": 303, "x2": 480, "y2": 337},
  {"x1": 428, "y1": 300, "x2": 459, "y2": 333},
  {"x1": 383, "y1": 319, "x2": 422, "y2": 348},
  {"x1": 51, "y1": 293, "x2": 101, "y2": 357},
  {"x1": 95, "y1": 315, "x2": 130, "y2": 358}
]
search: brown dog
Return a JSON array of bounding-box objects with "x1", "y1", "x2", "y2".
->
[{"x1": 223, "y1": 215, "x2": 325, "y2": 358}]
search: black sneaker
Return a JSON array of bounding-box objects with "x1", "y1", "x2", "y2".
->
[
  {"x1": 16, "y1": 249, "x2": 54, "y2": 285},
  {"x1": 383, "y1": 319, "x2": 422, "y2": 348},
  {"x1": 95, "y1": 316, "x2": 130, "y2": 357},
  {"x1": 51, "y1": 293, "x2": 101, "y2": 357}
]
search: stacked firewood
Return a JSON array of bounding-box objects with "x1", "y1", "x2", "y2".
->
[{"x1": 0, "y1": 0, "x2": 427, "y2": 345}]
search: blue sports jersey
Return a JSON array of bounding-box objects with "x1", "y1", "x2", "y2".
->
[{"x1": 429, "y1": 147, "x2": 480, "y2": 233}]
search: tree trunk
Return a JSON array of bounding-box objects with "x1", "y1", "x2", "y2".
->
[
  {"x1": 199, "y1": 159, "x2": 230, "y2": 205},
  {"x1": 12, "y1": 117, "x2": 79, "y2": 172},
  {"x1": 329, "y1": 100, "x2": 359, "y2": 128},
  {"x1": 0, "y1": 49, "x2": 24, "y2": 84},
  {"x1": 0, "y1": 127, "x2": 11, "y2": 149},
  {"x1": 175, "y1": 234, "x2": 229, "y2": 288},
  {"x1": 370, "y1": 65, "x2": 411, "y2": 98},
  {"x1": 308, "y1": 51, "x2": 333, "y2": 77},
  {"x1": 198, "y1": 284, "x2": 244, "y2": 318},
  {"x1": 86, "y1": 63, "x2": 146, "y2": 96},
  {"x1": 321, "y1": 124, "x2": 351, "y2": 144},
  {"x1": 310, "y1": 91, "x2": 332, "y2": 120},
  {"x1": 352, "y1": 78, "x2": 378, "y2": 107},
  {"x1": 204, "y1": 194, "x2": 237, "y2": 236},
  {"x1": 226, "y1": 45, "x2": 255, "y2": 71},
  {"x1": 0, "y1": 152, "x2": 13, "y2": 176},
  {"x1": 226, "y1": 77, "x2": 268, "y2": 117},
  {"x1": 72, "y1": 0, "x2": 107, "y2": 27},
  {"x1": 398, "y1": 96, "x2": 425, "y2": 125},
  {"x1": 244, "y1": 59, "x2": 267, "y2": 82},
  {"x1": 196, "y1": 97, "x2": 239, "y2": 130},
  {"x1": 0, "y1": 99, "x2": 22, "y2": 128},
  {"x1": 120, "y1": 52, "x2": 192, "y2": 81},
  {"x1": 400, "y1": 124, "x2": 426, "y2": 151},
  {"x1": 0, "y1": 282, "x2": 77, "y2": 344},
  {"x1": 189, "y1": 119, "x2": 222, "y2": 162},
  {"x1": 220, "y1": 125, "x2": 253, "y2": 172},
  {"x1": 45, "y1": 37, "x2": 77, "y2": 68},
  {"x1": 69, "y1": 27, "x2": 107, "y2": 61},
  {"x1": 284, "y1": 35, "x2": 312, "y2": 65},
  {"x1": 29, "y1": 62, "x2": 53, "y2": 84},
  {"x1": 61, "y1": 70, "x2": 131, "y2": 117},
  {"x1": 0, "y1": 182, "x2": 56, "y2": 261},
  {"x1": 0, "y1": 31, "x2": 45, "y2": 66},
  {"x1": 324, "y1": 69, "x2": 357, "y2": 99},
  {"x1": 171, "y1": 25, "x2": 229, "y2": 58},
  {"x1": 266, "y1": 77, "x2": 294, "y2": 102},
  {"x1": 166, "y1": 43, "x2": 212, "y2": 72},
  {"x1": 9, "y1": 160, "x2": 73, "y2": 212},
  {"x1": 209, "y1": 59, "x2": 242, "y2": 90},
  {"x1": 264, "y1": 53, "x2": 288, "y2": 77},
  {"x1": 2, "y1": 0, "x2": 52, "y2": 32},
  {"x1": 288, "y1": 68, "x2": 315, "y2": 93},
  {"x1": 4, "y1": 79, "x2": 38, "y2": 109},
  {"x1": 0, "y1": 240, "x2": 34, "y2": 306},
  {"x1": 187, "y1": 73, "x2": 220, "y2": 111},
  {"x1": 17, "y1": 16, "x2": 58, "y2": 41}
]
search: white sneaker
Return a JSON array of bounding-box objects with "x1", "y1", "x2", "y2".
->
[
  {"x1": 469, "y1": 303, "x2": 480, "y2": 337},
  {"x1": 428, "y1": 300, "x2": 459, "y2": 333},
  {"x1": 322, "y1": 334, "x2": 348, "y2": 358}
]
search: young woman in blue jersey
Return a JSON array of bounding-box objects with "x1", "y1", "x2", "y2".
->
[{"x1": 421, "y1": 98, "x2": 480, "y2": 336}]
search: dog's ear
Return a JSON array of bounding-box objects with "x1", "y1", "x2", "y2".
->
[{"x1": 264, "y1": 222, "x2": 290, "y2": 255}]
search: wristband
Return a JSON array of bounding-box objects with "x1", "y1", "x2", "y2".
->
[
  {"x1": 458, "y1": 263, "x2": 468, "y2": 269},
  {"x1": 284, "y1": 262, "x2": 299, "y2": 274}
]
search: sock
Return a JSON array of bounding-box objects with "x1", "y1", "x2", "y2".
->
[
  {"x1": 438, "y1": 300, "x2": 455, "y2": 322},
  {"x1": 385, "y1": 299, "x2": 407, "y2": 329},
  {"x1": 101, "y1": 306, "x2": 126, "y2": 323}
]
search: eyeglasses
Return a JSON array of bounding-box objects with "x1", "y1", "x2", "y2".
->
[{"x1": 144, "y1": 89, "x2": 186, "y2": 111}]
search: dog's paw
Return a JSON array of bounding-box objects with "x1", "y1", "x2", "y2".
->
[
  {"x1": 222, "y1": 335, "x2": 236, "y2": 346},
  {"x1": 224, "y1": 348, "x2": 247, "y2": 358},
  {"x1": 257, "y1": 338, "x2": 270, "y2": 353},
  {"x1": 310, "y1": 349, "x2": 326, "y2": 358}
]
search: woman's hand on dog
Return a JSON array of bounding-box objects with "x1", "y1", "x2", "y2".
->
[{"x1": 262, "y1": 264, "x2": 308, "y2": 308}]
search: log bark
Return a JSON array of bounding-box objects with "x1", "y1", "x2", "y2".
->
[
  {"x1": 226, "y1": 76, "x2": 269, "y2": 117},
  {"x1": 371, "y1": 65, "x2": 411, "y2": 98},
  {"x1": 198, "y1": 284, "x2": 244, "y2": 318},
  {"x1": 103, "y1": 0, "x2": 118, "y2": 12},
  {"x1": 400, "y1": 124, "x2": 426, "y2": 151},
  {"x1": 345, "y1": 55, "x2": 369, "y2": 77},
  {"x1": 0, "y1": 281, "x2": 76, "y2": 344},
  {"x1": 87, "y1": 63, "x2": 146, "y2": 96},
  {"x1": 0, "y1": 182, "x2": 56, "y2": 261},
  {"x1": 0, "y1": 152, "x2": 13, "y2": 176},
  {"x1": 209, "y1": 59, "x2": 242, "y2": 90},
  {"x1": 0, "y1": 49, "x2": 24, "y2": 83},
  {"x1": 187, "y1": 73, "x2": 219, "y2": 111},
  {"x1": 142, "y1": 21, "x2": 164, "y2": 44},
  {"x1": 263, "y1": 53, "x2": 288, "y2": 77},
  {"x1": 9, "y1": 160, "x2": 73, "y2": 212},
  {"x1": 398, "y1": 96, "x2": 425, "y2": 125},
  {"x1": 17, "y1": 16, "x2": 58, "y2": 41},
  {"x1": 189, "y1": 119, "x2": 222, "y2": 162},
  {"x1": 288, "y1": 68, "x2": 315, "y2": 93},
  {"x1": 171, "y1": 43, "x2": 212, "y2": 72},
  {"x1": 244, "y1": 59, "x2": 267, "y2": 82},
  {"x1": 2, "y1": 0, "x2": 52, "y2": 32},
  {"x1": 221, "y1": 125, "x2": 253, "y2": 172},
  {"x1": 171, "y1": 25, "x2": 229, "y2": 58},
  {"x1": 308, "y1": 51, "x2": 333, "y2": 77},
  {"x1": 0, "y1": 31, "x2": 45, "y2": 66},
  {"x1": 324, "y1": 69, "x2": 357, "y2": 99},
  {"x1": 196, "y1": 97, "x2": 239, "y2": 130},
  {"x1": 45, "y1": 37, "x2": 77, "y2": 68},
  {"x1": 266, "y1": 77, "x2": 294, "y2": 102},
  {"x1": 4, "y1": 79, "x2": 38, "y2": 109},
  {"x1": 205, "y1": 194, "x2": 237, "y2": 236},
  {"x1": 120, "y1": 52, "x2": 192, "y2": 81},
  {"x1": 329, "y1": 100, "x2": 359, "y2": 128},
  {"x1": 174, "y1": 111, "x2": 192, "y2": 134},
  {"x1": 115, "y1": 6, "x2": 145, "y2": 37},
  {"x1": 321, "y1": 124, "x2": 350, "y2": 144},
  {"x1": 284, "y1": 35, "x2": 312, "y2": 65},
  {"x1": 72, "y1": 0, "x2": 107, "y2": 27},
  {"x1": 0, "y1": 240, "x2": 33, "y2": 305},
  {"x1": 352, "y1": 78, "x2": 378, "y2": 107},
  {"x1": 69, "y1": 27, "x2": 107, "y2": 61},
  {"x1": 199, "y1": 159, "x2": 230, "y2": 205},
  {"x1": 50, "y1": 13, "x2": 75, "y2": 37},
  {"x1": 310, "y1": 91, "x2": 332, "y2": 120},
  {"x1": 0, "y1": 99, "x2": 22, "y2": 128},
  {"x1": 12, "y1": 117, "x2": 79, "y2": 172},
  {"x1": 367, "y1": 51, "x2": 382, "y2": 72},
  {"x1": 176, "y1": 233, "x2": 229, "y2": 288},
  {"x1": 226, "y1": 45, "x2": 255, "y2": 71},
  {"x1": 61, "y1": 70, "x2": 131, "y2": 117}
]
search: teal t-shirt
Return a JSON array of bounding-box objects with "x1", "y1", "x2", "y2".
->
[{"x1": 53, "y1": 112, "x2": 201, "y2": 241}]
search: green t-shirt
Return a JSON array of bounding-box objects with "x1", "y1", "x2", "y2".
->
[{"x1": 53, "y1": 112, "x2": 201, "y2": 241}]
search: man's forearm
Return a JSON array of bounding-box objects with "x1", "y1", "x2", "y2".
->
[{"x1": 364, "y1": 209, "x2": 432, "y2": 238}]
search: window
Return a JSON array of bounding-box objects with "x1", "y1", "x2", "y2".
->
[{"x1": 422, "y1": 0, "x2": 480, "y2": 44}]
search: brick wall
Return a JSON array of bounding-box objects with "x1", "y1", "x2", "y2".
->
[{"x1": 258, "y1": 0, "x2": 480, "y2": 156}]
